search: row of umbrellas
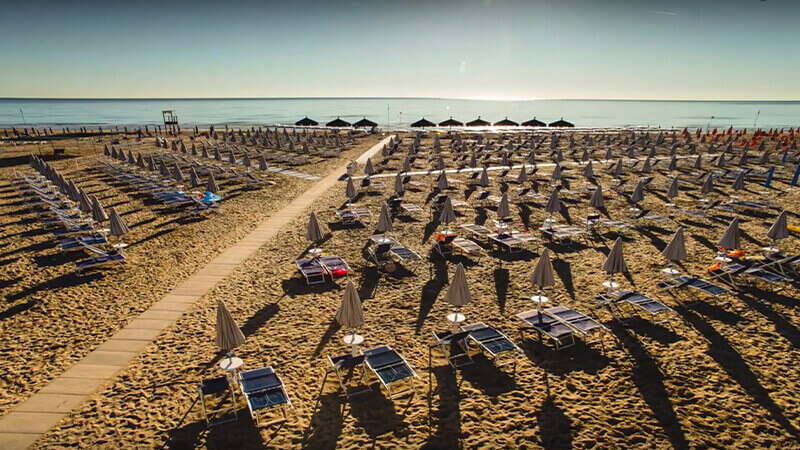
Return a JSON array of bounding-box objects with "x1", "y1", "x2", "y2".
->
[{"x1": 294, "y1": 116, "x2": 575, "y2": 128}]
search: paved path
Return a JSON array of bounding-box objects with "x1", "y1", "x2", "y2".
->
[{"x1": 0, "y1": 135, "x2": 395, "y2": 449}]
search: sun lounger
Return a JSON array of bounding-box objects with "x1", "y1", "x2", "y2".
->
[
  {"x1": 452, "y1": 237, "x2": 485, "y2": 261},
  {"x1": 75, "y1": 251, "x2": 126, "y2": 273},
  {"x1": 431, "y1": 330, "x2": 474, "y2": 369},
  {"x1": 399, "y1": 202, "x2": 424, "y2": 215},
  {"x1": 327, "y1": 354, "x2": 370, "y2": 398},
  {"x1": 758, "y1": 253, "x2": 800, "y2": 279},
  {"x1": 59, "y1": 234, "x2": 109, "y2": 252},
  {"x1": 389, "y1": 244, "x2": 422, "y2": 268},
  {"x1": 488, "y1": 233, "x2": 524, "y2": 253},
  {"x1": 460, "y1": 322, "x2": 520, "y2": 369},
  {"x1": 296, "y1": 258, "x2": 326, "y2": 284},
  {"x1": 239, "y1": 367, "x2": 292, "y2": 426},
  {"x1": 725, "y1": 263, "x2": 788, "y2": 289},
  {"x1": 198, "y1": 376, "x2": 238, "y2": 427},
  {"x1": 363, "y1": 345, "x2": 418, "y2": 399},
  {"x1": 725, "y1": 200, "x2": 771, "y2": 213},
  {"x1": 657, "y1": 275, "x2": 732, "y2": 302},
  {"x1": 460, "y1": 223, "x2": 492, "y2": 240},
  {"x1": 516, "y1": 309, "x2": 576, "y2": 349},
  {"x1": 540, "y1": 225, "x2": 587, "y2": 245},
  {"x1": 544, "y1": 306, "x2": 608, "y2": 346},
  {"x1": 596, "y1": 291, "x2": 673, "y2": 327},
  {"x1": 318, "y1": 255, "x2": 350, "y2": 278},
  {"x1": 336, "y1": 207, "x2": 371, "y2": 225},
  {"x1": 52, "y1": 224, "x2": 96, "y2": 238}
]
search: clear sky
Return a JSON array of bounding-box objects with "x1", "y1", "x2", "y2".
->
[{"x1": 1, "y1": 0, "x2": 797, "y2": 100}]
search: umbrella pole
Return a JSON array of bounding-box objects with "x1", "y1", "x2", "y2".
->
[{"x1": 451, "y1": 308, "x2": 460, "y2": 334}]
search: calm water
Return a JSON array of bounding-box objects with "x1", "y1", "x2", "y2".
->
[{"x1": 1, "y1": 98, "x2": 798, "y2": 130}]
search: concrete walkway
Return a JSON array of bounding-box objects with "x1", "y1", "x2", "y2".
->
[{"x1": 0, "y1": 135, "x2": 395, "y2": 449}]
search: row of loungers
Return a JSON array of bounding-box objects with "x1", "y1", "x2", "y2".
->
[{"x1": 13, "y1": 172, "x2": 127, "y2": 273}]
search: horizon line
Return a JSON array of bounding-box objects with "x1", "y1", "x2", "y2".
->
[{"x1": 1, "y1": 96, "x2": 800, "y2": 103}]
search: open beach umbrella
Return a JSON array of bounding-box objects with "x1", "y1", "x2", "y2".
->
[
  {"x1": 394, "y1": 173, "x2": 405, "y2": 196},
  {"x1": 439, "y1": 117, "x2": 463, "y2": 127},
  {"x1": 295, "y1": 117, "x2": 318, "y2": 126},
  {"x1": 437, "y1": 170, "x2": 450, "y2": 191},
  {"x1": 766, "y1": 210, "x2": 789, "y2": 250},
  {"x1": 494, "y1": 117, "x2": 518, "y2": 126},
  {"x1": 589, "y1": 184, "x2": 605, "y2": 209},
  {"x1": 583, "y1": 160, "x2": 595, "y2": 179},
  {"x1": 549, "y1": 118, "x2": 574, "y2": 128},
  {"x1": 306, "y1": 211, "x2": 325, "y2": 249},
  {"x1": 717, "y1": 217, "x2": 740, "y2": 251},
  {"x1": 354, "y1": 117, "x2": 378, "y2": 128},
  {"x1": 444, "y1": 263, "x2": 472, "y2": 332},
  {"x1": 522, "y1": 117, "x2": 545, "y2": 127},
  {"x1": 216, "y1": 301, "x2": 246, "y2": 357},
  {"x1": 410, "y1": 118, "x2": 436, "y2": 128},
  {"x1": 439, "y1": 196, "x2": 456, "y2": 228},
  {"x1": 345, "y1": 177, "x2": 357, "y2": 203},
  {"x1": 497, "y1": 192, "x2": 511, "y2": 220},
  {"x1": 90, "y1": 195, "x2": 108, "y2": 223},
  {"x1": 603, "y1": 237, "x2": 628, "y2": 292},
  {"x1": 631, "y1": 179, "x2": 645, "y2": 204},
  {"x1": 466, "y1": 117, "x2": 490, "y2": 127},
  {"x1": 662, "y1": 227, "x2": 687, "y2": 275},
  {"x1": 206, "y1": 173, "x2": 219, "y2": 194},
  {"x1": 376, "y1": 202, "x2": 393, "y2": 234},
  {"x1": 336, "y1": 281, "x2": 364, "y2": 354},
  {"x1": 326, "y1": 117, "x2": 351, "y2": 127}
]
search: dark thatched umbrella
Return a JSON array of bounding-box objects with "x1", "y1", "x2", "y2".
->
[
  {"x1": 353, "y1": 117, "x2": 378, "y2": 128},
  {"x1": 522, "y1": 117, "x2": 546, "y2": 127},
  {"x1": 295, "y1": 117, "x2": 319, "y2": 126},
  {"x1": 410, "y1": 118, "x2": 436, "y2": 128},
  {"x1": 466, "y1": 117, "x2": 490, "y2": 127},
  {"x1": 549, "y1": 118, "x2": 574, "y2": 128},
  {"x1": 438, "y1": 117, "x2": 463, "y2": 127},
  {"x1": 494, "y1": 117, "x2": 518, "y2": 126},
  {"x1": 326, "y1": 117, "x2": 351, "y2": 127}
]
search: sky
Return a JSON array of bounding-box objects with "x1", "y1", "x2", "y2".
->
[{"x1": 1, "y1": 0, "x2": 798, "y2": 100}]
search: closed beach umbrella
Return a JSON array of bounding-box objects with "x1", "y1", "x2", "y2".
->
[
  {"x1": 668, "y1": 155, "x2": 678, "y2": 172},
  {"x1": 345, "y1": 177, "x2": 357, "y2": 202},
  {"x1": 402, "y1": 157, "x2": 412, "y2": 173},
  {"x1": 394, "y1": 172, "x2": 405, "y2": 196},
  {"x1": 216, "y1": 301, "x2": 246, "y2": 353},
  {"x1": 662, "y1": 227, "x2": 687, "y2": 274},
  {"x1": 766, "y1": 210, "x2": 789, "y2": 248},
  {"x1": 206, "y1": 173, "x2": 219, "y2": 194},
  {"x1": 444, "y1": 263, "x2": 471, "y2": 331},
  {"x1": 439, "y1": 196, "x2": 456, "y2": 226},
  {"x1": 228, "y1": 150, "x2": 236, "y2": 164},
  {"x1": 160, "y1": 161, "x2": 170, "y2": 177},
  {"x1": 589, "y1": 184, "x2": 605, "y2": 209},
  {"x1": 376, "y1": 202, "x2": 393, "y2": 234},
  {"x1": 583, "y1": 160, "x2": 595, "y2": 179},
  {"x1": 189, "y1": 167, "x2": 200, "y2": 188},
  {"x1": 732, "y1": 171, "x2": 745, "y2": 192},
  {"x1": 90, "y1": 195, "x2": 108, "y2": 223},
  {"x1": 108, "y1": 207, "x2": 129, "y2": 238},
  {"x1": 531, "y1": 248, "x2": 555, "y2": 291},
  {"x1": 364, "y1": 158, "x2": 375, "y2": 176},
  {"x1": 78, "y1": 189, "x2": 92, "y2": 213},
  {"x1": 336, "y1": 281, "x2": 364, "y2": 336},
  {"x1": 497, "y1": 192, "x2": 511, "y2": 219},
  {"x1": 545, "y1": 189, "x2": 561, "y2": 214},
  {"x1": 667, "y1": 178, "x2": 680, "y2": 200},
  {"x1": 550, "y1": 163, "x2": 562, "y2": 181},
  {"x1": 136, "y1": 153, "x2": 145, "y2": 168},
  {"x1": 479, "y1": 166, "x2": 490, "y2": 187},
  {"x1": 259, "y1": 154, "x2": 268, "y2": 170},
  {"x1": 517, "y1": 165, "x2": 528, "y2": 183},
  {"x1": 612, "y1": 159, "x2": 624, "y2": 176},
  {"x1": 701, "y1": 174, "x2": 715, "y2": 196},
  {"x1": 716, "y1": 153, "x2": 727, "y2": 168},
  {"x1": 641, "y1": 157, "x2": 652, "y2": 173},
  {"x1": 694, "y1": 155, "x2": 703, "y2": 170},
  {"x1": 604, "y1": 148, "x2": 614, "y2": 161},
  {"x1": 717, "y1": 217, "x2": 740, "y2": 251},
  {"x1": 242, "y1": 150, "x2": 251, "y2": 167},
  {"x1": 603, "y1": 237, "x2": 628, "y2": 291},
  {"x1": 172, "y1": 163, "x2": 184, "y2": 182},
  {"x1": 214, "y1": 148, "x2": 222, "y2": 161},
  {"x1": 306, "y1": 211, "x2": 325, "y2": 246},
  {"x1": 437, "y1": 170, "x2": 449, "y2": 191},
  {"x1": 148, "y1": 156, "x2": 156, "y2": 172},
  {"x1": 631, "y1": 179, "x2": 645, "y2": 204}
]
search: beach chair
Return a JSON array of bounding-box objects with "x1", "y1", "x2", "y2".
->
[
  {"x1": 460, "y1": 322, "x2": 520, "y2": 369},
  {"x1": 516, "y1": 309, "x2": 576, "y2": 350},
  {"x1": 296, "y1": 257, "x2": 326, "y2": 284},
  {"x1": 389, "y1": 244, "x2": 422, "y2": 270},
  {"x1": 460, "y1": 223, "x2": 492, "y2": 241},
  {"x1": 327, "y1": 354, "x2": 370, "y2": 398},
  {"x1": 758, "y1": 252, "x2": 800, "y2": 279},
  {"x1": 318, "y1": 256, "x2": 350, "y2": 279},
  {"x1": 543, "y1": 306, "x2": 608, "y2": 347},
  {"x1": 75, "y1": 250, "x2": 126, "y2": 273},
  {"x1": 366, "y1": 236, "x2": 395, "y2": 269},
  {"x1": 59, "y1": 234, "x2": 109, "y2": 252},
  {"x1": 597, "y1": 291, "x2": 674, "y2": 328},
  {"x1": 433, "y1": 232, "x2": 457, "y2": 257},
  {"x1": 452, "y1": 237, "x2": 485, "y2": 261},
  {"x1": 239, "y1": 367, "x2": 292, "y2": 426},
  {"x1": 719, "y1": 263, "x2": 789, "y2": 290},
  {"x1": 335, "y1": 207, "x2": 371, "y2": 225},
  {"x1": 540, "y1": 225, "x2": 587, "y2": 246},
  {"x1": 488, "y1": 233, "x2": 524, "y2": 253},
  {"x1": 657, "y1": 275, "x2": 732, "y2": 304},
  {"x1": 431, "y1": 330, "x2": 474, "y2": 369},
  {"x1": 198, "y1": 376, "x2": 238, "y2": 427},
  {"x1": 399, "y1": 202, "x2": 424, "y2": 216},
  {"x1": 363, "y1": 345, "x2": 418, "y2": 399}
]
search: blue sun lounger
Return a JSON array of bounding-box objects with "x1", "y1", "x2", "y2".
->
[
  {"x1": 239, "y1": 367, "x2": 292, "y2": 426},
  {"x1": 59, "y1": 234, "x2": 108, "y2": 252},
  {"x1": 363, "y1": 345, "x2": 418, "y2": 399},
  {"x1": 516, "y1": 309, "x2": 576, "y2": 350},
  {"x1": 657, "y1": 275, "x2": 732, "y2": 302},
  {"x1": 75, "y1": 251, "x2": 126, "y2": 273},
  {"x1": 52, "y1": 224, "x2": 96, "y2": 238},
  {"x1": 596, "y1": 291, "x2": 674, "y2": 328},
  {"x1": 460, "y1": 322, "x2": 520, "y2": 369}
]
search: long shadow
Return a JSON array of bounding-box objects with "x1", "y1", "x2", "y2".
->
[
  {"x1": 311, "y1": 319, "x2": 342, "y2": 359},
  {"x1": 551, "y1": 258, "x2": 575, "y2": 300},
  {"x1": 128, "y1": 227, "x2": 177, "y2": 247},
  {"x1": 738, "y1": 290, "x2": 800, "y2": 349},
  {"x1": 684, "y1": 300, "x2": 744, "y2": 325},
  {"x1": 348, "y1": 390, "x2": 407, "y2": 440},
  {"x1": 537, "y1": 396, "x2": 574, "y2": 450},
  {"x1": 623, "y1": 317, "x2": 685, "y2": 345},
  {"x1": 166, "y1": 405, "x2": 264, "y2": 449},
  {"x1": 0, "y1": 276, "x2": 22, "y2": 290},
  {"x1": 32, "y1": 250, "x2": 87, "y2": 267},
  {"x1": 280, "y1": 278, "x2": 342, "y2": 298},
  {"x1": 0, "y1": 239, "x2": 54, "y2": 258},
  {"x1": 416, "y1": 256, "x2": 448, "y2": 333},
  {"x1": 240, "y1": 303, "x2": 280, "y2": 337},
  {"x1": 609, "y1": 323, "x2": 690, "y2": 449},
  {"x1": 302, "y1": 392, "x2": 345, "y2": 450},
  {"x1": 5, "y1": 271, "x2": 102, "y2": 302},
  {"x1": 493, "y1": 267, "x2": 509, "y2": 313},
  {"x1": 424, "y1": 365, "x2": 461, "y2": 449},
  {"x1": 357, "y1": 266, "x2": 381, "y2": 300},
  {"x1": 458, "y1": 356, "x2": 517, "y2": 397},
  {"x1": 690, "y1": 234, "x2": 719, "y2": 253},
  {"x1": 673, "y1": 304, "x2": 800, "y2": 440},
  {"x1": 520, "y1": 336, "x2": 609, "y2": 376},
  {"x1": 636, "y1": 226, "x2": 668, "y2": 252}
]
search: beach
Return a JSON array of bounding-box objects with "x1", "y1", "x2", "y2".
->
[{"x1": 2, "y1": 128, "x2": 800, "y2": 448}]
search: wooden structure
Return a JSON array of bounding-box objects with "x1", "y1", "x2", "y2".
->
[{"x1": 162, "y1": 110, "x2": 180, "y2": 134}]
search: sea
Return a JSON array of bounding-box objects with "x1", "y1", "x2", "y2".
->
[{"x1": 1, "y1": 98, "x2": 798, "y2": 130}]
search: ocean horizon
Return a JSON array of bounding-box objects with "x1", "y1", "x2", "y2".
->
[{"x1": 2, "y1": 97, "x2": 798, "y2": 129}]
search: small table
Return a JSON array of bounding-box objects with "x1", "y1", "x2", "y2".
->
[
  {"x1": 715, "y1": 256, "x2": 732, "y2": 263},
  {"x1": 602, "y1": 281, "x2": 619, "y2": 294},
  {"x1": 661, "y1": 268, "x2": 680, "y2": 278},
  {"x1": 343, "y1": 334, "x2": 364, "y2": 356},
  {"x1": 762, "y1": 246, "x2": 780, "y2": 254},
  {"x1": 446, "y1": 312, "x2": 466, "y2": 333},
  {"x1": 219, "y1": 357, "x2": 244, "y2": 385},
  {"x1": 308, "y1": 248, "x2": 323, "y2": 257},
  {"x1": 531, "y1": 295, "x2": 549, "y2": 305}
]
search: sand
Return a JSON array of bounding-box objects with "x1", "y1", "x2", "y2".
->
[
  {"x1": 4, "y1": 128, "x2": 800, "y2": 448},
  {"x1": 0, "y1": 129, "x2": 384, "y2": 418}
]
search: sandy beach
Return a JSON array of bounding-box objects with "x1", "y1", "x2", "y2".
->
[{"x1": 3, "y1": 128, "x2": 798, "y2": 448}]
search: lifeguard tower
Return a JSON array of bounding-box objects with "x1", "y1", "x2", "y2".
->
[{"x1": 162, "y1": 110, "x2": 180, "y2": 134}]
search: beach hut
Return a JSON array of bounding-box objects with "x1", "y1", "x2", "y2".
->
[
  {"x1": 353, "y1": 117, "x2": 378, "y2": 128},
  {"x1": 494, "y1": 117, "x2": 519, "y2": 127},
  {"x1": 326, "y1": 117, "x2": 351, "y2": 128},
  {"x1": 410, "y1": 118, "x2": 436, "y2": 128},
  {"x1": 438, "y1": 117, "x2": 463, "y2": 127},
  {"x1": 466, "y1": 117, "x2": 490, "y2": 127},
  {"x1": 522, "y1": 117, "x2": 546, "y2": 127},
  {"x1": 295, "y1": 117, "x2": 319, "y2": 126},
  {"x1": 549, "y1": 118, "x2": 575, "y2": 128}
]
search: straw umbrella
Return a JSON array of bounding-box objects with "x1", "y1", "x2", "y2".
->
[
  {"x1": 765, "y1": 210, "x2": 789, "y2": 252},
  {"x1": 306, "y1": 211, "x2": 325, "y2": 254},
  {"x1": 602, "y1": 237, "x2": 628, "y2": 294},
  {"x1": 530, "y1": 248, "x2": 555, "y2": 321},
  {"x1": 443, "y1": 263, "x2": 472, "y2": 332},
  {"x1": 336, "y1": 281, "x2": 364, "y2": 356},
  {"x1": 661, "y1": 227, "x2": 686, "y2": 277},
  {"x1": 376, "y1": 202, "x2": 393, "y2": 235},
  {"x1": 108, "y1": 207, "x2": 130, "y2": 249},
  {"x1": 206, "y1": 173, "x2": 219, "y2": 194},
  {"x1": 216, "y1": 301, "x2": 246, "y2": 364}
]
